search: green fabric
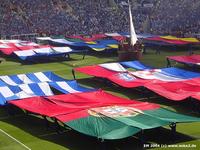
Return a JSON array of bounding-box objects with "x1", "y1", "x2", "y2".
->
[
  {"x1": 64, "y1": 108, "x2": 200, "y2": 140},
  {"x1": 65, "y1": 38, "x2": 84, "y2": 42},
  {"x1": 145, "y1": 108, "x2": 200, "y2": 123},
  {"x1": 51, "y1": 35, "x2": 65, "y2": 39},
  {"x1": 65, "y1": 116, "x2": 140, "y2": 140},
  {"x1": 112, "y1": 114, "x2": 169, "y2": 129}
]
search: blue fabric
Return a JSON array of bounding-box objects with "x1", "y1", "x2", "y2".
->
[
  {"x1": 8, "y1": 75, "x2": 26, "y2": 85},
  {"x1": 42, "y1": 72, "x2": 67, "y2": 81},
  {"x1": 118, "y1": 32, "x2": 129, "y2": 36},
  {"x1": 120, "y1": 61, "x2": 152, "y2": 70},
  {"x1": 160, "y1": 67, "x2": 200, "y2": 79},
  {"x1": 0, "y1": 94, "x2": 7, "y2": 105},
  {"x1": 0, "y1": 95, "x2": 19, "y2": 105},
  {"x1": 87, "y1": 44, "x2": 107, "y2": 50},
  {"x1": 118, "y1": 32, "x2": 157, "y2": 38},
  {"x1": 87, "y1": 39, "x2": 118, "y2": 51},
  {"x1": 26, "y1": 83, "x2": 48, "y2": 96},
  {"x1": 17, "y1": 56, "x2": 30, "y2": 60},
  {"x1": 97, "y1": 39, "x2": 118, "y2": 45},
  {"x1": 0, "y1": 72, "x2": 96, "y2": 105},
  {"x1": 26, "y1": 71, "x2": 67, "y2": 82},
  {"x1": 0, "y1": 80, "x2": 7, "y2": 87},
  {"x1": 49, "y1": 80, "x2": 95, "y2": 94},
  {"x1": 0, "y1": 83, "x2": 53, "y2": 105},
  {"x1": 0, "y1": 71, "x2": 68, "y2": 85},
  {"x1": 50, "y1": 39, "x2": 88, "y2": 47},
  {"x1": 0, "y1": 86, "x2": 22, "y2": 105},
  {"x1": 26, "y1": 73, "x2": 41, "y2": 83},
  {"x1": 21, "y1": 53, "x2": 67, "y2": 61},
  {"x1": 137, "y1": 33, "x2": 157, "y2": 38}
]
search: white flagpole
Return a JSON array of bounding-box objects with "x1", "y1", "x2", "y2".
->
[{"x1": 128, "y1": 0, "x2": 138, "y2": 46}]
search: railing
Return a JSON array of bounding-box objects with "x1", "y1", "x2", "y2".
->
[{"x1": 10, "y1": 33, "x2": 39, "y2": 41}]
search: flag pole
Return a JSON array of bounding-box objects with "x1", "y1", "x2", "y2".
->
[{"x1": 128, "y1": 0, "x2": 138, "y2": 46}]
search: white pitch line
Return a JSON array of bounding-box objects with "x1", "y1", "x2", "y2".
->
[{"x1": 0, "y1": 129, "x2": 31, "y2": 150}]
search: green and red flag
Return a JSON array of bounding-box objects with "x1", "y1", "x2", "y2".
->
[{"x1": 9, "y1": 90, "x2": 200, "y2": 140}]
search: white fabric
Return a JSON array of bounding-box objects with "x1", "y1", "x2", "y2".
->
[
  {"x1": 36, "y1": 37, "x2": 52, "y2": 40},
  {"x1": 130, "y1": 71, "x2": 155, "y2": 80},
  {"x1": 50, "y1": 39, "x2": 74, "y2": 45},
  {"x1": 18, "y1": 84, "x2": 35, "y2": 96},
  {"x1": 0, "y1": 76, "x2": 17, "y2": 85},
  {"x1": 56, "y1": 81, "x2": 79, "y2": 93},
  {"x1": 14, "y1": 50, "x2": 35, "y2": 57},
  {"x1": 129, "y1": 2, "x2": 138, "y2": 46},
  {"x1": 105, "y1": 33, "x2": 121, "y2": 37},
  {"x1": 34, "y1": 72, "x2": 51, "y2": 82},
  {"x1": 153, "y1": 72, "x2": 185, "y2": 81},
  {"x1": 0, "y1": 40, "x2": 21, "y2": 44},
  {"x1": 15, "y1": 42, "x2": 38, "y2": 47},
  {"x1": 14, "y1": 43, "x2": 24, "y2": 47},
  {"x1": 99, "y1": 63, "x2": 127, "y2": 72},
  {"x1": 23, "y1": 42, "x2": 38, "y2": 46},
  {"x1": 130, "y1": 70, "x2": 185, "y2": 81},
  {"x1": 0, "y1": 87, "x2": 14, "y2": 98},
  {"x1": 0, "y1": 44, "x2": 11, "y2": 48},
  {"x1": 52, "y1": 47, "x2": 72, "y2": 53},
  {"x1": 38, "y1": 82, "x2": 53, "y2": 96},
  {"x1": 34, "y1": 47, "x2": 53, "y2": 54},
  {"x1": 17, "y1": 74, "x2": 33, "y2": 84},
  {"x1": 15, "y1": 91, "x2": 35, "y2": 99}
]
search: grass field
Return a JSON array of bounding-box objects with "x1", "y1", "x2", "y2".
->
[{"x1": 0, "y1": 48, "x2": 200, "y2": 150}]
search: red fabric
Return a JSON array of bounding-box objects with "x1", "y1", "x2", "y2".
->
[
  {"x1": 108, "y1": 73, "x2": 148, "y2": 88},
  {"x1": 9, "y1": 97, "x2": 80, "y2": 117},
  {"x1": 112, "y1": 36, "x2": 126, "y2": 42},
  {"x1": 191, "y1": 95, "x2": 200, "y2": 101},
  {"x1": 68, "y1": 34, "x2": 106, "y2": 42},
  {"x1": 91, "y1": 34, "x2": 107, "y2": 40},
  {"x1": 145, "y1": 81, "x2": 200, "y2": 101},
  {"x1": 56, "y1": 110, "x2": 89, "y2": 122},
  {"x1": 69, "y1": 35, "x2": 83, "y2": 40},
  {"x1": 0, "y1": 47, "x2": 18, "y2": 55},
  {"x1": 75, "y1": 66, "x2": 148, "y2": 88},
  {"x1": 68, "y1": 35, "x2": 93, "y2": 42},
  {"x1": 50, "y1": 90, "x2": 160, "y2": 122},
  {"x1": 167, "y1": 55, "x2": 200, "y2": 64},
  {"x1": 56, "y1": 102, "x2": 160, "y2": 122},
  {"x1": 0, "y1": 44, "x2": 51, "y2": 55},
  {"x1": 9, "y1": 90, "x2": 160, "y2": 122},
  {"x1": 48, "y1": 90, "x2": 142, "y2": 106},
  {"x1": 185, "y1": 78, "x2": 200, "y2": 101},
  {"x1": 184, "y1": 77, "x2": 200, "y2": 85},
  {"x1": 75, "y1": 65, "x2": 116, "y2": 78},
  {"x1": 18, "y1": 44, "x2": 49, "y2": 50},
  {"x1": 146, "y1": 37, "x2": 189, "y2": 45}
]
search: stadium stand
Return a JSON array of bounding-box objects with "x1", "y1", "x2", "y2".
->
[{"x1": 0, "y1": 0, "x2": 199, "y2": 38}]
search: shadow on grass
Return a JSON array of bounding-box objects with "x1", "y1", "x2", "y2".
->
[
  {"x1": 1, "y1": 53, "x2": 87, "y2": 66},
  {"x1": 87, "y1": 49, "x2": 118, "y2": 58},
  {"x1": 0, "y1": 109, "x2": 197, "y2": 150},
  {"x1": 77, "y1": 77, "x2": 144, "y2": 99},
  {"x1": 0, "y1": 106, "x2": 104, "y2": 149}
]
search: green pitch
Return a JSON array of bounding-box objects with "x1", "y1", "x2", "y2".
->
[{"x1": 0, "y1": 49, "x2": 200, "y2": 150}]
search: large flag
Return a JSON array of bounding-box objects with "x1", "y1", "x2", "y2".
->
[
  {"x1": 128, "y1": 0, "x2": 138, "y2": 46},
  {"x1": 9, "y1": 90, "x2": 200, "y2": 140}
]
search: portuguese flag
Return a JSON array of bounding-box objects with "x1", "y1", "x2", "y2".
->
[{"x1": 9, "y1": 90, "x2": 200, "y2": 140}]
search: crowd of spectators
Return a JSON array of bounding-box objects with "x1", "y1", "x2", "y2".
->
[
  {"x1": 150, "y1": 0, "x2": 200, "y2": 37},
  {"x1": 0, "y1": 0, "x2": 199, "y2": 38}
]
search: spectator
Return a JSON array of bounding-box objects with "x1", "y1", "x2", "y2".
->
[{"x1": 0, "y1": 0, "x2": 199, "y2": 38}]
